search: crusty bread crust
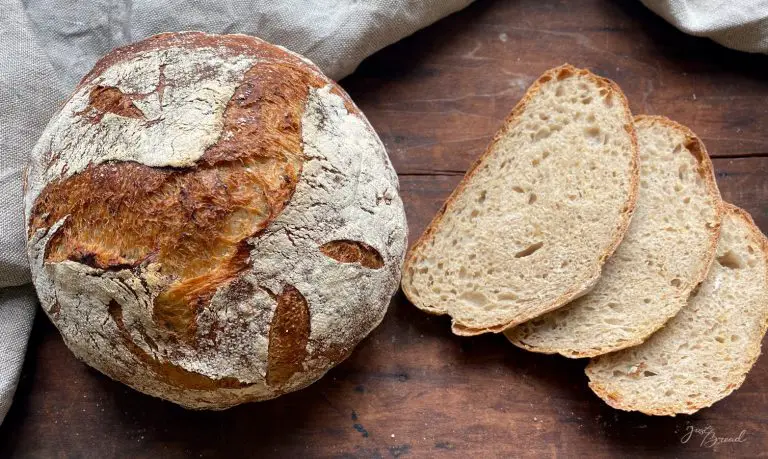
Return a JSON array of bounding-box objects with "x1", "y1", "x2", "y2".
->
[
  {"x1": 25, "y1": 32, "x2": 407, "y2": 409},
  {"x1": 586, "y1": 203, "x2": 768, "y2": 416},
  {"x1": 507, "y1": 115, "x2": 724, "y2": 356},
  {"x1": 401, "y1": 64, "x2": 639, "y2": 336}
]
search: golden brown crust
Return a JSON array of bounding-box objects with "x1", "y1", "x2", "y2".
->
[
  {"x1": 320, "y1": 240, "x2": 384, "y2": 269},
  {"x1": 28, "y1": 32, "x2": 369, "y2": 388},
  {"x1": 266, "y1": 286, "x2": 311, "y2": 387},
  {"x1": 30, "y1": 58, "x2": 328, "y2": 341},
  {"x1": 401, "y1": 64, "x2": 640, "y2": 336},
  {"x1": 26, "y1": 32, "x2": 405, "y2": 408},
  {"x1": 587, "y1": 203, "x2": 768, "y2": 416}
]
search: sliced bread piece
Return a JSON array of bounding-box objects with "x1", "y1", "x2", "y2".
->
[
  {"x1": 506, "y1": 116, "x2": 723, "y2": 357},
  {"x1": 586, "y1": 204, "x2": 768, "y2": 416},
  {"x1": 401, "y1": 64, "x2": 639, "y2": 336}
]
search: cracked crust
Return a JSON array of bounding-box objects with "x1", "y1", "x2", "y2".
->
[
  {"x1": 401, "y1": 64, "x2": 639, "y2": 336},
  {"x1": 25, "y1": 32, "x2": 407, "y2": 409}
]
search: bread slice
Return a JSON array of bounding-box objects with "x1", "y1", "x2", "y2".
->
[
  {"x1": 586, "y1": 204, "x2": 768, "y2": 416},
  {"x1": 506, "y1": 116, "x2": 723, "y2": 357},
  {"x1": 401, "y1": 64, "x2": 639, "y2": 336}
]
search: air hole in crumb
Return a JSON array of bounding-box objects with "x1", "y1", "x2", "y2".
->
[
  {"x1": 533, "y1": 128, "x2": 551, "y2": 141},
  {"x1": 470, "y1": 209, "x2": 480, "y2": 218},
  {"x1": 500, "y1": 160, "x2": 508, "y2": 168},
  {"x1": 555, "y1": 86, "x2": 565, "y2": 97},
  {"x1": 513, "y1": 186, "x2": 525, "y2": 193},
  {"x1": 612, "y1": 370, "x2": 623, "y2": 377},
  {"x1": 539, "y1": 113, "x2": 549, "y2": 121},
  {"x1": 717, "y1": 250, "x2": 744, "y2": 269},
  {"x1": 585, "y1": 126, "x2": 600, "y2": 137},
  {"x1": 683, "y1": 197, "x2": 691, "y2": 204},
  {"x1": 458, "y1": 291, "x2": 488, "y2": 307},
  {"x1": 673, "y1": 144, "x2": 683, "y2": 154},
  {"x1": 670, "y1": 278, "x2": 681, "y2": 287},
  {"x1": 643, "y1": 298, "x2": 651, "y2": 304},
  {"x1": 643, "y1": 371, "x2": 657, "y2": 377},
  {"x1": 515, "y1": 242, "x2": 544, "y2": 258},
  {"x1": 542, "y1": 151, "x2": 550, "y2": 159},
  {"x1": 528, "y1": 193, "x2": 537, "y2": 205},
  {"x1": 585, "y1": 126, "x2": 602, "y2": 146},
  {"x1": 731, "y1": 335, "x2": 739, "y2": 342},
  {"x1": 603, "y1": 92, "x2": 613, "y2": 107},
  {"x1": 715, "y1": 336, "x2": 725, "y2": 343},
  {"x1": 532, "y1": 158, "x2": 541, "y2": 166},
  {"x1": 581, "y1": 96, "x2": 592, "y2": 104},
  {"x1": 498, "y1": 292, "x2": 518, "y2": 301},
  {"x1": 477, "y1": 190, "x2": 487, "y2": 204}
]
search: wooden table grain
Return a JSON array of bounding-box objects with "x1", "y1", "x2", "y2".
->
[{"x1": 3, "y1": 1, "x2": 768, "y2": 457}]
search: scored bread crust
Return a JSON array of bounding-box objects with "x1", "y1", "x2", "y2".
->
[
  {"x1": 586, "y1": 203, "x2": 768, "y2": 416},
  {"x1": 24, "y1": 32, "x2": 407, "y2": 409},
  {"x1": 401, "y1": 64, "x2": 639, "y2": 336},
  {"x1": 506, "y1": 115, "x2": 724, "y2": 357}
]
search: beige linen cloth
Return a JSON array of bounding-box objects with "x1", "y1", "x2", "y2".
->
[{"x1": 1, "y1": 0, "x2": 766, "y2": 424}]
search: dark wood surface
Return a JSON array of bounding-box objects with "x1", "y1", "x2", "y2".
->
[{"x1": 3, "y1": 0, "x2": 768, "y2": 457}]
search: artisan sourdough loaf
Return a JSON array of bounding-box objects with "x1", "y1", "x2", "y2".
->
[
  {"x1": 507, "y1": 116, "x2": 723, "y2": 357},
  {"x1": 586, "y1": 204, "x2": 768, "y2": 415},
  {"x1": 24, "y1": 32, "x2": 407, "y2": 409},
  {"x1": 401, "y1": 65, "x2": 638, "y2": 335}
]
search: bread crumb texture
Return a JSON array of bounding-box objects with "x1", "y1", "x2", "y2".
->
[
  {"x1": 25, "y1": 32, "x2": 407, "y2": 409},
  {"x1": 586, "y1": 204, "x2": 768, "y2": 416},
  {"x1": 402, "y1": 65, "x2": 638, "y2": 335},
  {"x1": 507, "y1": 116, "x2": 722, "y2": 357}
]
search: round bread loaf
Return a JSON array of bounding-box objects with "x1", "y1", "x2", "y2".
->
[{"x1": 23, "y1": 32, "x2": 407, "y2": 409}]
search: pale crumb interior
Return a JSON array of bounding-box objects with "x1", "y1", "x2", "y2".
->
[
  {"x1": 586, "y1": 210, "x2": 768, "y2": 414},
  {"x1": 405, "y1": 70, "x2": 635, "y2": 330},
  {"x1": 507, "y1": 118, "x2": 720, "y2": 356}
]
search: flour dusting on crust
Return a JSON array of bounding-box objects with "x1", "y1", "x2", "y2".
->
[{"x1": 25, "y1": 35, "x2": 406, "y2": 409}]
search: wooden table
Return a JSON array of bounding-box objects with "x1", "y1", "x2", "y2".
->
[{"x1": 3, "y1": 0, "x2": 768, "y2": 457}]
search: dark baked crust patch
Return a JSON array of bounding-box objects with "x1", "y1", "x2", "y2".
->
[
  {"x1": 29, "y1": 47, "x2": 325, "y2": 341},
  {"x1": 265, "y1": 285, "x2": 310, "y2": 387},
  {"x1": 320, "y1": 240, "x2": 384, "y2": 269}
]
